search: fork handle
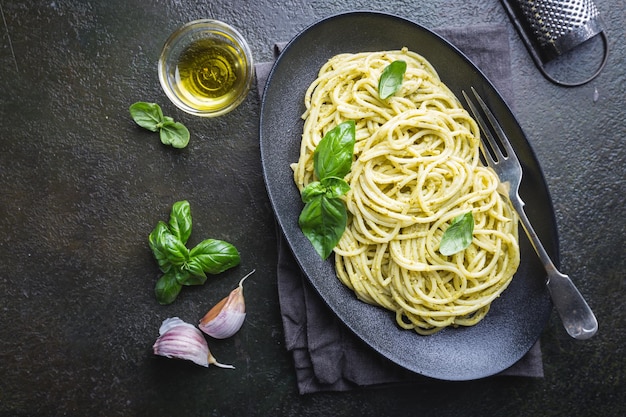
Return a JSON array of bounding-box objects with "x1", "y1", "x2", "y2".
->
[{"x1": 512, "y1": 198, "x2": 598, "y2": 339}]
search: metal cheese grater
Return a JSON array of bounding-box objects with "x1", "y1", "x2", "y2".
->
[{"x1": 500, "y1": 0, "x2": 609, "y2": 86}]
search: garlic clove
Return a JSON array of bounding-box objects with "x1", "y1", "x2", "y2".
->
[
  {"x1": 153, "y1": 317, "x2": 234, "y2": 369},
  {"x1": 199, "y1": 269, "x2": 255, "y2": 339}
]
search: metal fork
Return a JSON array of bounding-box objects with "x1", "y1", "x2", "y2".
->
[{"x1": 463, "y1": 87, "x2": 598, "y2": 340}]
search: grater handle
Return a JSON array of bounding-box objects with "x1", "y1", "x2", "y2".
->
[{"x1": 500, "y1": 0, "x2": 609, "y2": 87}]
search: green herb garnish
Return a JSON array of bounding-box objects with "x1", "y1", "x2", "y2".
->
[
  {"x1": 129, "y1": 102, "x2": 190, "y2": 148},
  {"x1": 148, "y1": 200, "x2": 240, "y2": 304},
  {"x1": 378, "y1": 60, "x2": 407, "y2": 99},
  {"x1": 299, "y1": 121, "x2": 355, "y2": 259},
  {"x1": 439, "y1": 212, "x2": 475, "y2": 256}
]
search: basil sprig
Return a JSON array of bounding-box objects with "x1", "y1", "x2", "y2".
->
[
  {"x1": 148, "y1": 200, "x2": 240, "y2": 304},
  {"x1": 378, "y1": 60, "x2": 407, "y2": 99},
  {"x1": 129, "y1": 102, "x2": 190, "y2": 149},
  {"x1": 299, "y1": 121, "x2": 355, "y2": 260},
  {"x1": 439, "y1": 212, "x2": 475, "y2": 256}
]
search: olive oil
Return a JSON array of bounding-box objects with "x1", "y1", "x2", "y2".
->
[{"x1": 174, "y1": 38, "x2": 248, "y2": 112}]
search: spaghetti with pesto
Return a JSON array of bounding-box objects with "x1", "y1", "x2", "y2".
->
[{"x1": 291, "y1": 48, "x2": 520, "y2": 335}]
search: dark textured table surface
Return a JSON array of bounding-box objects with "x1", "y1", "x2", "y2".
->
[{"x1": 0, "y1": 1, "x2": 624, "y2": 416}]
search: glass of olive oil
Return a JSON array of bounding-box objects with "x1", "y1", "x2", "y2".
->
[{"x1": 158, "y1": 20, "x2": 254, "y2": 117}]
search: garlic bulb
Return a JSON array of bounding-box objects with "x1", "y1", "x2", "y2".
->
[
  {"x1": 199, "y1": 269, "x2": 255, "y2": 339},
  {"x1": 153, "y1": 317, "x2": 234, "y2": 369}
]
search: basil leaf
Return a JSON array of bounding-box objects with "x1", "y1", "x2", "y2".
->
[
  {"x1": 179, "y1": 272, "x2": 207, "y2": 286},
  {"x1": 159, "y1": 120, "x2": 190, "y2": 149},
  {"x1": 148, "y1": 200, "x2": 242, "y2": 304},
  {"x1": 168, "y1": 200, "x2": 192, "y2": 244},
  {"x1": 148, "y1": 221, "x2": 174, "y2": 273},
  {"x1": 378, "y1": 60, "x2": 407, "y2": 99},
  {"x1": 320, "y1": 177, "x2": 350, "y2": 199},
  {"x1": 129, "y1": 102, "x2": 164, "y2": 132},
  {"x1": 299, "y1": 194, "x2": 347, "y2": 260},
  {"x1": 171, "y1": 268, "x2": 190, "y2": 285},
  {"x1": 172, "y1": 267, "x2": 207, "y2": 286},
  {"x1": 313, "y1": 121, "x2": 355, "y2": 181},
  {"x1": 302, "y1": 178, "x2": 349, "y2": 203},
  {"x1": 301, "y1": 181, "x2": 326, "y2": 203},
  {"x1": 439, "y1": 212, "x2": 474, "y2": 256},
  {"x1": 182, "y1": 257, "x2": 208, "y2": 280},
  {"x1": 188, "y1": 239, "x2": 241, "y2": 274},
  {"x1": 154, "y1": 270, "x2": 182, "y2": 305},
  {"x1": 299, "y1": 120, "x2": 354, "y2": 259},
  {"x1": 160, "y1": 231, "x2": 190, "y2": 267},
  {"x1": 130, "y1": 101, "x2": 191, "y2": 148}
]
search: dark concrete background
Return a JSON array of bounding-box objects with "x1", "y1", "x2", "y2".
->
[{"x1": 0, "y1": 1, "x2": 623, "y2": 416}]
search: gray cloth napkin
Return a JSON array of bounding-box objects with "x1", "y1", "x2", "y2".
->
[{"x1": 256, "y1": 24, "x2": 544, "y2": 394}]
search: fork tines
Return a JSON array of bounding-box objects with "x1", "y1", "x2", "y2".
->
[{"x1": 462, "y1": 87, "x2": 514, "y2": 163}]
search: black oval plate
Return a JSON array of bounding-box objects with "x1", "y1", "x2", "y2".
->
[{"x1": 260, "y1": 11, "x2": 556, "y2": 380}]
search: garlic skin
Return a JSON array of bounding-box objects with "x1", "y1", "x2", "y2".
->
[
  {"x1": 199, "y1": 270, "x2": 255, "y2": 339},
  {"x1": 153, "y1": 317, "x2": 234, "y2": 369}
]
